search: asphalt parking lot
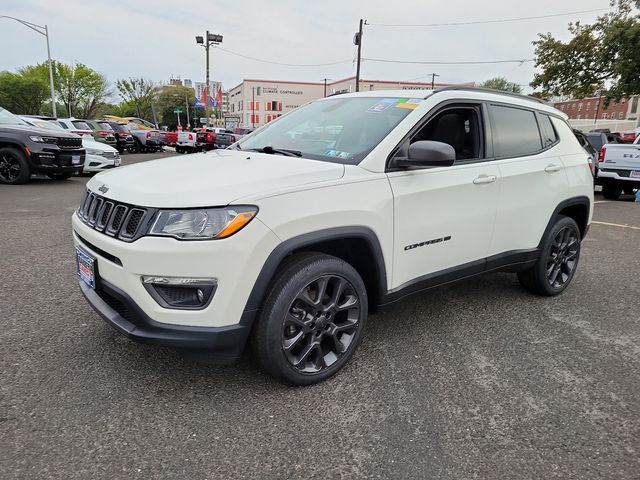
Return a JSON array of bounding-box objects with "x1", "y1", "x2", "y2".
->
[{"x1": 1, "y1": 152, "x2": 639, "y2": 479}]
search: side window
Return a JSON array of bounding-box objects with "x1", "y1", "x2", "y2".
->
[
  {"x1": 489, "y1": 105, "x2": 542, "y2": 157},
  {"x1": 394, "y1": 106, "x2": 483, "y2": 163},
  {"x1": 538, "y1": 114, "x2": 558, "y2": 147},
  {"x1": 57, "y1": 121, "x2": 68, "y2": 129}
]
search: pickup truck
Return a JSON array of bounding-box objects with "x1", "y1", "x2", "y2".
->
[
  {"x1": 175, "y1": 131, "x2": 198, "y2": 153},
  {"x1": 597, "y1": 136, "x2": 640, "y2": 199},
  {"x1": 214, "y1": 127, "x2": 255, "y2": 148},
  {"x1": 125, "y1": 123, "x2": 164, "y2": 153}
]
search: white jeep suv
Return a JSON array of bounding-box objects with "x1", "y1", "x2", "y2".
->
[{"x1": 72, "y1": 88, "x2": 593, "y2": 385}]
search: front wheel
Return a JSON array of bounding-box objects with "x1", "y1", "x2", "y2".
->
[
  {"x1": 518, "y1": 216, "x2": 581, "y2": 296},
  {"x1": 0, "y1": 147, "x2": 31, "y2": 184},
  {"x1": 251, "y1": 253, "x2": 368, "y2": 385}
]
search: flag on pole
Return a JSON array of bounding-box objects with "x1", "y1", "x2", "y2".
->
[
  {"x1": 194, "y1": 97, "x2": 204, "y2": 108},
  {"x1": 201, "y1": 86, "x2": 208, "y2": 108},
  {"x1": 216, "y1": 86, "x2": 223, "y2": 111}
]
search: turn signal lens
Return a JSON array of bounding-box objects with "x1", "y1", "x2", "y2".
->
[{"x1": 215, "y1": 211, "x2": 257, "y2": 238}]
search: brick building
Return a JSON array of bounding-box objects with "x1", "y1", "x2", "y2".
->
[{"x1": 554, "y1": 96, "x2": 640, "y2": 121}]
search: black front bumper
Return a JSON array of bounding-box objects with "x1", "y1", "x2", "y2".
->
[{"x1": 79, "y1": 278, "x2": 253, "y2": 363}]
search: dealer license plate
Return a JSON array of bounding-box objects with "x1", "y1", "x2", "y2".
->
[
  {"x1": 72, "y1": 155, "x2": 82, "y2": 165},
  {"x1": 76, "y1": 247, "x2": 96, "y2": 288},
  {"x1": 630, "y1": 170, "x2": 640, "y2": 179}
]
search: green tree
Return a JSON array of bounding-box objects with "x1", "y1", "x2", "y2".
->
[
  {"x1": 155, "y1": 85, "x2": 196, "y2": 130},
  {"x1": 531, "y1": 0, "x2": 640, "y2": 104},
  {"x1": 480, "y1": 77, "x2": 523, "y2": 94},
  {"x1": 115, "y1": 77, "x2": 156, "y2": 121},
  {"x1": 0, "y1": 71, "x2": 49, "y2": 115},
  {"x1": 19, "y1": 61, "x2": 109, "y2": 118}
]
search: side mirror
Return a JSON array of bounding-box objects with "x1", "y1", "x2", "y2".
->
[{"x1": 395, "y1": 140, "x2": 456, "y2": 168}]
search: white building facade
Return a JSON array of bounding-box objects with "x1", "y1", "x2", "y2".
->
[{"x1": 226, "y1": 76, "x2": 455, "y2": 127}]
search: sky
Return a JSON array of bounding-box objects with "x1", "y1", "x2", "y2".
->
[{"x1": 0, "y1": 0, "x2": 611, "y2": 98}]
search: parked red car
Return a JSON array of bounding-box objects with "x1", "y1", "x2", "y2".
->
[{"x1": 620, "y1": 131, "x2": 638, "y2": 143}]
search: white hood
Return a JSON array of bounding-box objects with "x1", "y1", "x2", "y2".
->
[
  {"x1": 86, "y1": 149, "x2": 345, "y2": 207},
  {"x1": 83, "y1": 138, "x2": 118, "y2": 153}
]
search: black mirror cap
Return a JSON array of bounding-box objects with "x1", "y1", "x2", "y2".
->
[{"x1": 396, "y1": 140, "x2": 456, "y2": 168}]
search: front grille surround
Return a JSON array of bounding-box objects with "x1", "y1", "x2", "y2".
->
[
  {"x1": 77, "y1": 190, "x2": 156, "y2": 242},
  {"x1": 57, "y1": 137, "x2": 83, "y2": 149}
]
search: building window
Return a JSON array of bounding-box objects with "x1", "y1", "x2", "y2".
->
[
  {"x1": 251, "y1": 114, "x2": 260, "y2": 124},
  {"x1": 602, "y1": 113, "x2": 608, "y2": 119},
  {"x1": 619, "y1": 112, "x2": 624, "y2": 119},
  {"x1": 632, "y1": 96, "x2": 639, "y2": 113},
  {"x1": 572, "y1": 104, "x2": 576, "y2": 110},
  {"x1": 586, "y1": 102, "x2": 591, "y2": 110},
  {"x1": 578, "y1": 103, "x2": 583, "y2": 111}
]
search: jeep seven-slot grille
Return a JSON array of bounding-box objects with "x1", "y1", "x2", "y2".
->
[
  {"x1": 57, "y1": 137, "x2": 83, "y2": 149},
  {"x1": 77, "y1": 190, "x2": 151, "y2": 241}
]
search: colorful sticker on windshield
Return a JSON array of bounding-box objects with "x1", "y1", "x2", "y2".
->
[
  {"x1": 396, "y1": 98, "x2": 423, "y2": 110},
  {"x1": 367, "y1": 98, "x2": 399, "y2": 113}
]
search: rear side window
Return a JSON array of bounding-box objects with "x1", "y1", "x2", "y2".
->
[
  {"x1": 489, "y1": 105, "x2": 542, "y2": 157},
  {"x1": 538, "y1": 114, "x2": 558, "y2": 147},
  {"x1": 57, "y1": 121, "x2": 68, "y2": 129}
]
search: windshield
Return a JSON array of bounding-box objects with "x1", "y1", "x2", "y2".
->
[
  {"x1": 72, "y1": 121, "x2": 91, "y2": 130},
  {"x1": 237, "y1": 96, "x2": 421, "y2": 164},
  {"x1": 97, "y1": 122, "x2": 114, "y2": 131},
  {"x1": 0, "y1": 107, "x2": 26, "y2": 126}
]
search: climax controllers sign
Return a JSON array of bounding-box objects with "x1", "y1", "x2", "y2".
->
[{"x1": 262, "y1": 87, "x2": 303, "y2": 95}]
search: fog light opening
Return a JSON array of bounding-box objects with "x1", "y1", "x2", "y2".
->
[{"x1": 141, "y1": 276, "x2": 217, "y2": 310}]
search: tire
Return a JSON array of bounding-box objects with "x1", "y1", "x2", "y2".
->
[
  {"x1": 133, "y1": 139, "x2": 143, "y2": 153},
  {"x1": 175, "y1": 147, "x2": 184, "y2": 154},
  {"x1": 251, "y1": 253, "x2": 368, "y2": 385},
  {"x1": 602, "y1": 182, "x2": 622, "y2": 200},
  {"x1": 0, "y1": 147, "x2": 31, "y2": 184},
  {"x1": 46, "y1": 173, "x2": 72, "y2": 180},
  {"x1": 518, "y1": 216, "x2": 581, "y2": 296}
]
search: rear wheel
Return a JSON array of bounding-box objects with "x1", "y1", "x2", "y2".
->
[
  {"x1": 0, "y1": 147, "x2": 31, "y2": 184},
  {"x1": 602, "y1": 182, "x2": 622, "y2": 200},
  {"x1": 46, "y1": 173, "x2": 72, "y2": 180},
  {"x1": 518, "y1": 216, "x2": 581, "y2": 296},
  {"x1": 251, "y1": 253, "x2": 368, "y2": 385}
]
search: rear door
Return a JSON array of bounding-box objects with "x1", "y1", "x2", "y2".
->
[{"x1": 488, "y1": 104, "x2": 569, "y2": 256}]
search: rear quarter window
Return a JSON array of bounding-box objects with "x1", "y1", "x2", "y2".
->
[
  {"x1": 489, "y1": 105, "x2": 542, "y2": 157},
  {"x1": 537, "y1": 114, "x2": 558, "y2": 147}
]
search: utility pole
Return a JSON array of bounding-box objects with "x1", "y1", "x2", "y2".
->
[
  {"x1": 196, "y1": 31, "x2": 223, "y2": 126},
  {"x1": 185, "y1": 95, "x2": 191, "y2": 130},
  {"x1": 321, "y1": 78, "x2": 331, "y2": 97},
  {"x1": 354, "y1": 19, "x2": 364, "y2": 92},
  {"x1": 1, "y1": 17, "x2": 57, "y2": 116},
  {"x1": 430, "y1": 73, "x2": 440, "y2": 90}
]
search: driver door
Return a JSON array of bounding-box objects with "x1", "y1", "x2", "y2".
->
[{"x1": 387, "y1": 104, "x2": 500, "y2": 290}]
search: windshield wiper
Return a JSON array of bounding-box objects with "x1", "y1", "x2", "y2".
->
[{"x1": 246, "y1": 146, "x2": 302, "y2": 157}]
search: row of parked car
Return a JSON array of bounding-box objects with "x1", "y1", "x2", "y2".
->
[
  {"x1": 574, "y1": 128, "x2": 640, "y2": 199},
  {"x1": 174, "y1": 126, "x2": 254, "y2": 153}
]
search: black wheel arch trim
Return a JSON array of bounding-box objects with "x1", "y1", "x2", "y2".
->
[
  {"x1": 243, "y1": 226, "x2": 388, "y2": 314},
  {"x1": 538, "y1": 195, "x2": 591, "y2": 246}
]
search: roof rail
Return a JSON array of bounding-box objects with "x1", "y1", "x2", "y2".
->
[{"x1": 433, "y1": 85, "x2": 545, "y2": 104}]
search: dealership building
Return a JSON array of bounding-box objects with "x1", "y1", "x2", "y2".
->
[{"x1": 226, "y1": 76, "x2": 455, "y2": 127}]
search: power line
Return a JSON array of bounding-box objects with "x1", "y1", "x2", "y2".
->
[
  {"x1": 363, "y1": 58, "x2": 534, "y2": 65},
  {"x1": 213, "y1": 46, "x2": 351, "y2": 67},
  {"x1": 366, "y1": 8, "x2": 610, "y2": 27}
]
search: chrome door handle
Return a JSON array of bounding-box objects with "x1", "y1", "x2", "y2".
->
[
  {"x1": 473, "y1": 174, "x2": 497, "y2": 185},
  {"x1": 544, "y1": 164, "x2": 562, "y2": 173}
]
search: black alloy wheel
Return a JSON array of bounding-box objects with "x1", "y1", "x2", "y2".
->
[
  {"x1": 252, "y1": 253, "x2": 368, "y2": 385},
  {"x1": 283, "y1": 275, "x2": 360, "y2": 373},
  {"x1": 0, "y1": 147, "x2": 30, "y2": 184},
  {"x1": 0, "y1": 150, "x2": 22, "y2": 182},
  {"x1": 518, "y1": 216, "x2": 581, "y2": 296},
  {"x1": 546, "y1": 226, "x2": 579, "y2": 289}
]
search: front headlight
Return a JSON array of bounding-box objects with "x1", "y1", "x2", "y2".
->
[
  {"x1": 149, "y1": 206, "x2": 258, "y2": 240},
  {"x1": 29, "y1": 135, "x2": 57, "y2": 144}
]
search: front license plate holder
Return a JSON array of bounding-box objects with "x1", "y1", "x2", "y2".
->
[{"x1": 76, "y1": 247, "x2": 96, "y2": 289}]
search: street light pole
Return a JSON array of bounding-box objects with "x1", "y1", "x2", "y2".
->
[
  {"x1": 252, "y1": 87, "x2": 255, "y2": 128},
  {"x1": 1, "y1": 16, "x2": 56, "y2": 117},
  {"x1": 430, "y1": 73, "x2": 440, "y2": 90},
  {"x1": 196, "y1": 31, "x2": 223, "y2": 126}
]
